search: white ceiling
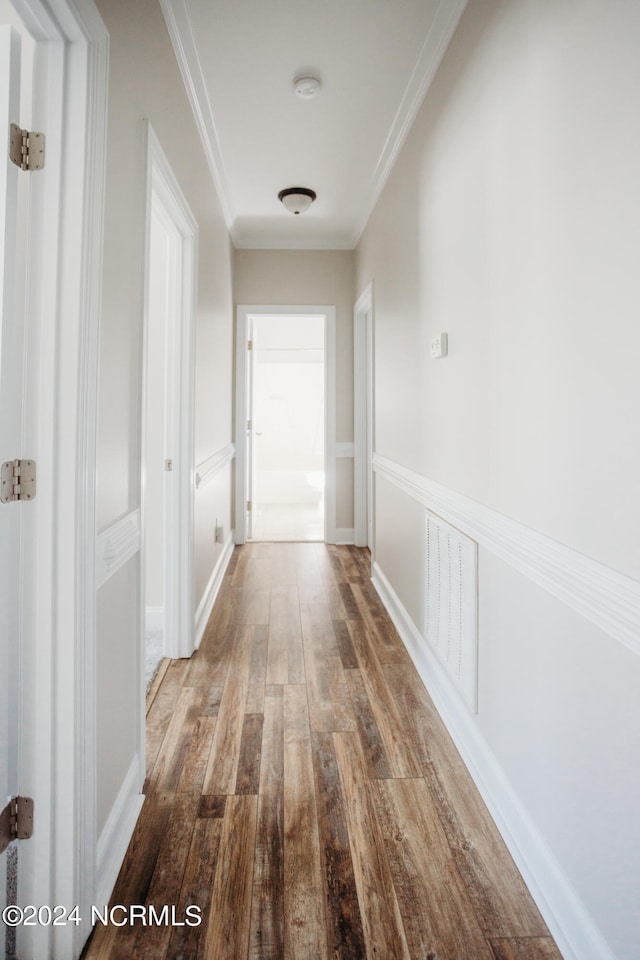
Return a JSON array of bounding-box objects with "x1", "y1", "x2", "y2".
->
[{"x1": 161, "y1": 0, "x2": 467, "y2": 250}]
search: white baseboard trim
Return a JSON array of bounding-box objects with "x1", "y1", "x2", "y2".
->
[
  {"x1": 335, "y1": 527, "x2": 355, "y2": 545},
  {"x1": 145, "y1": 606, "x2": 164, "y2": 634},
  {"x1": 372, "y1": 560, "x2": 617, "y2": 960},
  {"x1": 95, "y1": 756, "x2": 145, "y2": 909},
  {"x1": 194, "y1": 533, "x2": 235, "y2": 649}
]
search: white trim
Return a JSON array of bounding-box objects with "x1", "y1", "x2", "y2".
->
[
  {"x1": 335, "y1": 528, "x2": 355, "y2": 545},
  {"x1": 10, "y1": 2, "x2": 109, "y2": 957},
  {"x1": 354, "y1": 283, "x2": 374, "y2": 549},
  {"x1": 194, "y1": 533, "x2": 235, "y2": 649},
  {"x1": 158, "y1": 0, "x2": 233, "y2": 230},
  {"x1": 145, "y1": 607, "x2": 164, "y2": 634},
  {"x1": 95, "y1": 510, "x2": 141, "y2": 590},
  {"x1": 372, "y1": 561, "x2": 616, "y2": 960},
  {"x1": 142, "y1": 123, "x2": 198, "y2": 667},
  {"x1": 195, "y1": 443, "x2": 235, "y2": 489},
  {"x1": 352, "y1": 0, "x2": 469, "y2": 246},
  {"x1": 95, "y1": 756, "x2": 145, "y2": 909},
  {"x1": 374, "y1": 454, "x2": 640, "y2": 658},
  {"x1": 235, "y1": 305, "x2": 337, "y2": 544},
  {"x1": 159, "y1": 0, "x2": 468, "y2": 252},
  {"x1": 335, "y1": 442, "x2": 354, "y2": 459}
]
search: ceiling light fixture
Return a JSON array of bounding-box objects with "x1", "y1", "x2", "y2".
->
[
  {"x1": 278, "y1": 187, "x2": 317, "y2": 215},
  {"x1": 294, "y1": 73, "x2": 321, "y2": 100}
]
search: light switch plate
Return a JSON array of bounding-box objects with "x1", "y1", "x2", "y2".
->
[{"x1": 430, "y1": 332, "x2": 448, "y2": 358}]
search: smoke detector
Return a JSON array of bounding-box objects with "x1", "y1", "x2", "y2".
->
[{"x1": 294, "y1": 74, "x2": 321, "y2": 100}]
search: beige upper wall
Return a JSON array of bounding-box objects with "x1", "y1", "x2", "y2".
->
[
  {"x1": 95, "y1": 0, "x2": 233, "y2": 530},
  {"x1": 234, "y1": 249, "x2": 355, "y2": 443},
  {"x1": 356, "y1": 0, "x2": 640, "y2": 577}
]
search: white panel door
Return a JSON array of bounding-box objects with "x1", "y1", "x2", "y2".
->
[{"x1": 0, "y1": 23, "x2": 22, "y2": 921}]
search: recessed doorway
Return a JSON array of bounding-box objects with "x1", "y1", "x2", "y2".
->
[
  {"x1": 250, "y1": 314, "x2": 325, "y2": 541},
  {"x1": 235, "y1": 305, "x2": 337, "y2": 544}
]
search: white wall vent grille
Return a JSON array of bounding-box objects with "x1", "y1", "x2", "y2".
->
[{"x1": 424, "y1": 510, "x2": 478, "y2": 712}]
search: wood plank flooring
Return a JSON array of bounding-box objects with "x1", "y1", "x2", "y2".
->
[{"x1": 83, "y1": 543, "x2": 562, "y2": 960}]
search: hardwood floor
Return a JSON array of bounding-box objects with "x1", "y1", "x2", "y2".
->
[{"x1": 83, "y1": 543, "x2": 562, "y2": 960}]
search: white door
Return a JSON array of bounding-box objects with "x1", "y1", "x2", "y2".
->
[{"x1": 0, "y1": 23, "x2": 22, "y2": 923}]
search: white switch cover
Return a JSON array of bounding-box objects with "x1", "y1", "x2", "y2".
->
[{"x1": 430, "y1": 332, "x2": 448, "y2": 358}]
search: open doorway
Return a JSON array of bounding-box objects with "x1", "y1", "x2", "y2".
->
[
  {"x1": 143, "y1": 210, "x2": 171, "y2": 686},
  {"x1": 236, "y1": 305, "x2": 337, "y2": 544},
  {"x1": 141, "y1": 125, "x2": 197, "y2": 694},
  {"x1": 250, "y1": 314, "x2": 325, "y2": 541}
]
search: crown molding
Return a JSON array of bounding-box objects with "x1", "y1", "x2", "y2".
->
[
  {"x1": 158, "y1": 0, "x2": 235, "y2": 232},
  {"x1": 352, "y1": 0, "x2": 469, "y2": 246}
]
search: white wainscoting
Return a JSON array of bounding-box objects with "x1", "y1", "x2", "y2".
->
[
  {"x1": 194, "y1": 533, "x2": 235, "y2": 649},
  {"x1": 195, "y1": 443, "x2": 235, "y2": 489},
  {"x1": 96, "y1": 509, "x2": 141, "y2": 590},
  {"x1": 374, "y1": 454, "x2": 640, "y2": 658}
]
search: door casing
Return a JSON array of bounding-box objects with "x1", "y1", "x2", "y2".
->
[
  {"x1": 141, "y1": 123, "x2": 198, "y2": 675},
  {"x1": 354, "y1": 282, "x2": 375, "y2": 555},
  {"x1": 3, "y1": 2, "x2": 108, "y2": 957}
]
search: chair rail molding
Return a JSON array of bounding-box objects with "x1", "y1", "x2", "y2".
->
[
  {"x1": 373, "y1": 454, "x2": 640, "y2": 658},
  {"x1": 96, "y1": 510, "x2": 141, "y2": 590},
  {"x1": 195, "y1": 443, "x2": 235, "y2": 489}
]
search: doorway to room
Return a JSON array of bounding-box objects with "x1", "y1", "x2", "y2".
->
[
  {"x1": 141, "y1": 125, "x2": 197, "y2": 693},
  {"x1": 236, "y1": 305, "x2": 337, "y2": 545},
  {"x1": 249, "y1": 314, "x2": 325, "y2": 541}
]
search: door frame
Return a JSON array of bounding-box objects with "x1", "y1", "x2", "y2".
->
[
  {"x1": 235, "y1": 304, "x2": 336, "y2": 544},
  {"x1": 141, "y1": 123, "x2": 198, "y2": 675},
  {"x1": 7, "y1": 1, "x2": 108, "y2": 957},
  {"x1": 354, "y1": 282, "x2": 375, "y2": 553}
]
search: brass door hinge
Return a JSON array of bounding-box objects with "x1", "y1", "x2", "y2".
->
[
  {"x1": 9, "y1": 124, "x2": 45, "y2": 171},
  {"x1": 1, "y1": 459, "x2": 36, "y2": 503},
  {"x1": 0, "y1": 797, "x2": 34, "y2": 854}
]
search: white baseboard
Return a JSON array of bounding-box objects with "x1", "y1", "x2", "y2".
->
[
  {"x1": 335, "y1": 527, "x2": 355, "y2": 545},
  {"x1": 96, "y1": 756, "x2": 145, "y2": 908},
  {"x1": 194, "y1": 533, "x2": 235, "y2": 649},
  {"x1": 145, "y1": 606, "x2": 164, "y2": 634},
  {"x1": 372, "y1": 560, "x2": 617, "y2": 960}
]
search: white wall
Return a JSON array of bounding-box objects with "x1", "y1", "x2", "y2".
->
[
  {"x1": 356, "y1": 2, "x2": 640, "y2": 958},
  {"x1": 94, "y1": 0, "x2": 233, "y2": 842},
  {"x1": 234, "y1": 249, "x2": 355, "y2": 533}
]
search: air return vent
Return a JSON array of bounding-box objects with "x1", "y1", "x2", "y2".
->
[{"x1": 424, "y1": 511, "x2": 478, "y2": 712}]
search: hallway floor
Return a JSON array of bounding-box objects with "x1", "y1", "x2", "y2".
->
[
  {"x1": 83, "y1": 543, "x2": 561, "y2": 960},
  {"x1": 250, "y1": 501, "x2": 324, "y2": 541}
]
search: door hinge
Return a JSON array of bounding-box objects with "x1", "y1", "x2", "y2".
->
[
  {"x1": 247, "y1": 419, "x2": 252, "y2": 431},
  {"x1": 9, "y1": 124, "x2": 45, "y2": 171},
  {"x1": 1, "y1": 459, "x2": 36, "y2": 503},
  {"x1": 0, "y1": 797, "x2": 34, "y2": 854},
  {"x1": 246, "y1": 500, "x2": 252, "y2": 511},
  {"x1": 248, "y1": 339, "x2": 253, "y2": 350}
]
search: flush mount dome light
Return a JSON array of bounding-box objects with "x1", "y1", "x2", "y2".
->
[{"x1": 278, "y1": 187, "x2": 317, "y2": 215}]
